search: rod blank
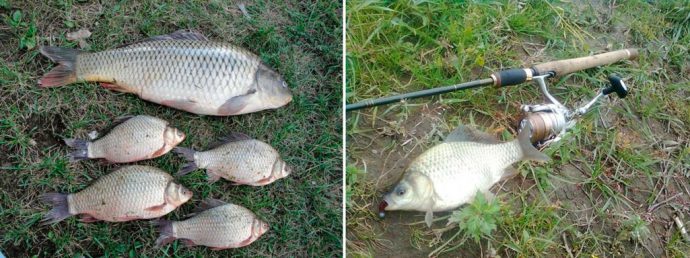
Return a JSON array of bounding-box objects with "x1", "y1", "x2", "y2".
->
[{"x1": 345, "y1": 78, "x2": 493, "y2": 111}]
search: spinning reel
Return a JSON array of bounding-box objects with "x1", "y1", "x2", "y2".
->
[{"x1": 518, "y1": 73, "x2": 629, "y2": 147}]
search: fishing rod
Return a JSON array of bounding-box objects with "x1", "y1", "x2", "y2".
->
[
  {"x1": 346, "y1": 49, "x2": 638, "y2": 111},
  {"x1": 347, "y1": 48, "x2": 638, "y2": 146}
]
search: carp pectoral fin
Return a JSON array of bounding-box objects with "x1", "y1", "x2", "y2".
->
[
  {"x1": 501, "y1": 166, "x2": 519, "y2": 180},
  {"x1": 236, "y1": 235, "x2": 255, "y2": 248},
  {"x1": 161, "y1": 99, "x2": 198, "y2": 112},
  {"x1": 425, "y1": 210, "x2": 434, "y2": 228},
  {"x1": 145, "y1": 203, "x2": 167, "y2": 212},
  {"x1": 218, "y1": 90, "x2": 257, "y2": 115},
  {"x1": 150, "y1": 143, "x2": 169, "y2": 158},
  {"x1": 79, "y1": 214, "x2": 100, "y2": 223},
  {"x1": 207, "y1": 172, "x2": 221, "y2": 183}
]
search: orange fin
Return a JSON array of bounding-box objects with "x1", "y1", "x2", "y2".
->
[
  {"x1": 255, "y1": 177, "x2": 273, "y2": 185},
  {"x1": 38, "y1": 46, "x2": 80, "y2": 87},
  {"x1": 99, "y1": 82, "x2": 132, "y2": 93},
  {"x1": 79, "y1": 214, "x2": 100, "y2": 223},
  {"x1": 236, "y1": 235, "x2": 255, "y2": 247},
  {"x1": 181, "y1": 239, "x2": 196, "y2": 247},
  {"x1": 145, "y1": 203, "x2": 167, "y2": 212},
  {"x1": 151, "y1": 143, "x2": 169, "y2": 158},
  {"x1": 114, "y1": 214, "x2": 141, "y2": 221}
]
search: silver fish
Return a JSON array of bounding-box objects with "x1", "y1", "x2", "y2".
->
[
  {"x1": 41, "y1": 165, "x2": 193, "y2": 224},
  {"x1": 38, "y1": 30, "x2": 292, "y2": 116},
  {"x1": 64, "y1": 115, "x2": 185, "y2": 163},
  {"x1": 155, "y1": 199, "x2": 269, "y2": 250},
  {"x1": 379, "y1": 125, "x2": 549, "y2": 227},
  {"x1": 174, "y1": 133, "x2": 290, "y2": 186}
]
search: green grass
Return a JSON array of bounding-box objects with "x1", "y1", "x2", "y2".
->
[
  {"x1": 346, "y1": 0, "x2": 689, "y2": 257},
  {"x1": 0, "y1": 0, "x2": 342, "y2": 257}
]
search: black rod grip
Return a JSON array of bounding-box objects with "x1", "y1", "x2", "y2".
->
[{"x1": 491, "y1": 68, "x2": 529, "y2": 87}]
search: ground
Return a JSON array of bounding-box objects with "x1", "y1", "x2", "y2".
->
[
  {"x1": 346, "y1": 1, "x2": 689, "y2": 257},
  {"x1": 0, "y1": 0, "x2": 341, "y2": 257}
]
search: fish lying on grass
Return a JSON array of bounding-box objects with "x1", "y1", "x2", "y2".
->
[
  {"x1": 41, "y1": 165, "x2": 192, "y2": 224},
  {"x1": 174, "y1": 133, "x2": 291, "y2": 186},
  {"x1": 38, "y1": 30, "x2": 292, "y2": 116},
  {"x1": 155, "y1": 199, "x2": 269, "y2": 250},
  {"x1": 379, "y1": 124, "x2": 549, "y2": 227},
  {"x1": 64, "y1": 115, "x2": 185, "y2": 163}
]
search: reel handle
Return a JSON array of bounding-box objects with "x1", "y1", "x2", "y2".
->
[{"x1": 603, "y1": 74, "x2": 628, "y2": 98}]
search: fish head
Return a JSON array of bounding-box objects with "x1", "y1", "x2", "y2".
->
[
  {"x1": 253, "y1": 218, "x2": 270, "y2": 237},
  {"x1": 272, "y1": 159, "x2": 292, "y2": 180},
  {"x1": 165, "y1": 182, "x2": 193, "y2": 206},
  {"x1": 253, "y1": 63, "x2": 293, "y2": 109},
  {"x1": 281, "y1": 163, "x2": 292, "y2": 178},
  {"x1": 380, "y1": 173, "x2": 434, "y2": 215},
  {"x1": 164, "y1": 126, "x2": 186, "y2": 146}
]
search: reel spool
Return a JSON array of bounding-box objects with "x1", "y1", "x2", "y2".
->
[{"x1": 520, "y1": 111, "x2": 567, "y2": 144}]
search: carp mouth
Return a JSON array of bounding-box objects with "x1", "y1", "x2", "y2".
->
[{"x1": 378, "y1": 200, "x2": 388, "y2": 218}]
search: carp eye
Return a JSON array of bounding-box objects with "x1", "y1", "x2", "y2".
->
[{"x1": 397, "y1": 189, "x2": 405, "y2": 196}]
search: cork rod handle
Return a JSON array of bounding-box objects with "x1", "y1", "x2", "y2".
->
[{"x1": 532, "y1": 48, "x2": 639, "y2": 76}]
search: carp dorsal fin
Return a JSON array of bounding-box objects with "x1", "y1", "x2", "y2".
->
[
  {"x1": 444, "y1": 124, "x2": 500, "y2": 144},
  {"x1": 117, "y1": 30, "x2": 209, "y2": 48},
  {"x1": 194, "y1": 198, "x2": 229, "y2": 213},
  {"x1": 91, "y1": 115, "x2": 135, "y2": 141},
  {"x1": 144, "y1": 30, "x2": 209, "y2": 41},
  {"x1": 207, "y1": 132, "x2": 253, "y2": 149}
]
